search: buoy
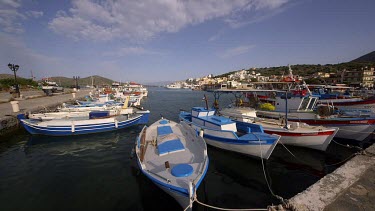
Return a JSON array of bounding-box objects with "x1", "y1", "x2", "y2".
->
[{"x1": 199, "y1": 129, "x2": 204, "y2": 137}]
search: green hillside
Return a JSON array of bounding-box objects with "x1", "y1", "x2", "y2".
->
[
  {"x1": 48, "y1": 75, "x2": 115, "y2": 87},
  {"x1": 351, "y1": 51, "x2": 375, "y2": 63}
]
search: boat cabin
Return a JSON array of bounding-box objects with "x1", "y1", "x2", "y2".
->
[
  {"x1": 191, "y1": 107, "x2": 237, "y2": 132},
  {"x1": 273, "y1": 94, "x2": 318, "y2": 112}
]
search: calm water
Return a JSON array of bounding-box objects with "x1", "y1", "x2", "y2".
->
[{"x1": 0, "y1": 87, "x2": 361, "y2": 211}]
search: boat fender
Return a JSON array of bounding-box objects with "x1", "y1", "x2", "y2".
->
[
  {"x1": 114, "y1": 119, "x2": 118, "y2": 128},
  {"x1": 199, "y1": 129, "x2": 204, "y2": 137},
  {"x1": 71, "y1": 122, "x2": 75, "y2": 132},
  {"x1": 188, "y1": 182, "x2": 194, "y2": 208}
]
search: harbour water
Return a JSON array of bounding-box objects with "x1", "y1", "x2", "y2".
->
[{"x1": 0, "y1": 87, "x2": 361, "y2": 210}]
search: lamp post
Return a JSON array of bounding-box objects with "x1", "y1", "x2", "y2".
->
[
  {"x1": 8, "y1": 63, "x2": 20, "y2": 98},
  {"x1": 73, "y1": 76, "x2": 80, "y2": 90}
]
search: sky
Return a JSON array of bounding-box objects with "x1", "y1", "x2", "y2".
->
[{"x1": 0, "y1": 0, "x2": 375, "y2": 84}]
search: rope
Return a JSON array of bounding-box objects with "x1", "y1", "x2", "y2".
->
[
  {"x1": 194, "y1": 198, "x2": 268, "y2": 211},
  {"x1": 255, "y1": 134, "x2": 288, "y2": 205},
  {"x1": 324, "y1": 153, "x2": 358, "y2": 167},
  {"x1": 277, "y1": 140, "x2": 313, "y2": 167},
  {"x1": 182, "y1": 135, "x2": 279, "y2": 211}
]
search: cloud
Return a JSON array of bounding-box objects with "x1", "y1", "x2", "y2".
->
[
  {"x1": 0, "y1": 0, "x2": 21, "y2": 8},
  {"x1": 219, "y1": 45, "x2": 255, "y2": 58},
  {"x1": 26, "y1": 10, "x2": 43, "y2": 18},
  {"x1": 102, "y1": 46, "x2": 162, "y2": 57},
  {"x1": 49, "y1": 0, "x2": 291, "y2": 42},
  {"x1": 225, "y1": 0, "x2": 292, "y2": 28},
  {"x1": 0, "y1": 1, "x2": 43, "y2": 34}
]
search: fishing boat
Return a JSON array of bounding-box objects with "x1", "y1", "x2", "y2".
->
[
  {"x1": 179, "y1": 97, "x2": 280, "y2": 159},
  {"x1": 255, "y1": 92, "x2": 375, "y2": 142},
  {"x1": 27, "y1": 104, "x2": 136, "y2": 121},
  {"x1": 17, "y1": 109, "x2": 150, "y2": 136},
  {"x1": 135, "y1": 118, "x2": 209, "y2": 210},
  {"x1": 219, "y1": 107, "x2": 339, "y2": 151},
  {"x1": 307, "y1": 84, "x2": 375, "y2": 112}
]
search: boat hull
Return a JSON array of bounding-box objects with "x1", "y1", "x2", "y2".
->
[
  {"x1": 263, "y1": 128, "x2": 338, "y2": 151},
  {"x1": 202, "y1": 132, "x2": 278, "y2": 159},
  {"x1": 257, "y1": 111, "x2": 375, "y2": 142},
  {"x1": 135, "y1": 119, "x2": 209, "y2": 210},
  {"x1": 180, "y1": 112, "x2": 279, "y2": 159},
  {"x1": 17, "y1": 112, "x2": 149, "y2": 136}
]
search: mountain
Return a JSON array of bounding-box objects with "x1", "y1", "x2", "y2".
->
[
  {"x1": 0, "y1": 74, "x2": 14, "y2": 80},
  {"x1": 48, "y1": 75, "x2": 115, "y2": 87},
  {"x1": 351, "y1": 51, "x2": 375, "y2": 63}
]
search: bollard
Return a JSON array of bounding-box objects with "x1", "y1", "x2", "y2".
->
[
  {"x1": 10, "y1": 101, "x2": 20, "y2": 112},
  {"x1": 72, "y1": 92, "x2": 76, "y2": 98}
]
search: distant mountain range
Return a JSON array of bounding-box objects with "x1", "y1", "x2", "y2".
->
[
  {"x1": 351, "y1": 51, "x2": 375, "y2": 63},
  {"x1": 0, "y1": 74, "x2": 115, "y2": 87},
  {"x1": 48, "y1": 75, "x2": 114, "y2": 87}
]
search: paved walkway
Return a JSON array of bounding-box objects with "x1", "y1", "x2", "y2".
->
[
  {"x1": 0, "y1": 89, "x2": 92, "y2": 117},
  {"x1": 0, "y1": 89, "x2": 92, "y2": 118},
  {"x1": 282, "y1": 142, "x2": 375, "y2": 211},
  {"x1": 324, "y1": 162, "x2": 375, "y2": 211}
]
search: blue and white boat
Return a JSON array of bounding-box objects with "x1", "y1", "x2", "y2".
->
[
  {"x1": 135, "y1": 118, "x2": 209, "y2": 210},
  {"x1": 179, "y1": 107, "x2": 280, "y2": 159},
  {"x1": 17, "y1": 110, "x2": 150, "y2": 136}
]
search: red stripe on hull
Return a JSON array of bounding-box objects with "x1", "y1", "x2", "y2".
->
[
  {"x1": 291, "y1": 119, "x2": 375, "y2": 125},
  {"x1": 330, "y1": 99, "x2": 375, "y2": 106}
]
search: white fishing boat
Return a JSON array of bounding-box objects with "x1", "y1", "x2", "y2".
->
[
  {"x1": 219, "y1": 107, "x2": 339, "y2": 151},
  {"x1": 255, "y1": 92, "x2": 375, "y2": 142},
  {"x1": 28, "y1": 105, "x2": 136, "y2": 121},
  {"x1": 179, "y1": 104, "x2": 280, "y2": 159},
  {"x1": 135, "y1": 118, "x2": 209, "y2": 210},
  {"x1": 166, "y1": 83, "x2": 182, "y2": 89}
]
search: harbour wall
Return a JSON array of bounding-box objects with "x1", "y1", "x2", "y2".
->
[{"x1": 285, "y1": 144, "x2": 375, "y2": 211}]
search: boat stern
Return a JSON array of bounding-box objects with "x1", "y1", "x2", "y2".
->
[{"x1": 137, "y1": 110, "x2": 150, "y2": 124}]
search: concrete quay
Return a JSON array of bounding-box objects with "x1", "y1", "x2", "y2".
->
[
  {"x1": 0, "y1": 89, "x2": 92, "y2": 136},
  {"x1": 280, "y1": 143, "x2": 375, "y2": 211}
]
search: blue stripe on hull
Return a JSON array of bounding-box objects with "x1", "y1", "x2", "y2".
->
[
  {"x1": 202, "y1": 133, "x2": 276, "y2": 145},
  {"x1": 19, "y1": 114, "x2": 148, "y2": 136}
]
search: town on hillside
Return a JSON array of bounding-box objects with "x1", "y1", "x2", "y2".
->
[{"x1": 166, "y1": 64, "x2": 375, "y2": 91}]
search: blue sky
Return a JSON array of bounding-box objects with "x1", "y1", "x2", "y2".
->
[{"x1": 0, "y1": 0, "x2": 374, "y2": 84}]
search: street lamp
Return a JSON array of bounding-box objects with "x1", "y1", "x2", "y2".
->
[
  {"x1": 8, "y1": 63, "x2": 20, "y2": 98},
  {"x1": 73, "y1": 76, "x2": 80, "y2": 90}
]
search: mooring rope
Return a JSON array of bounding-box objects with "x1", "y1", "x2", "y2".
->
[
  {"x1": 187, "y1": 187, "x2": 269, "y2": 211},
  {"x1": 255, "y1": 134, "x2": 288, "y2": 205},
  {"x1": 183, "y1": 135, "x2": 282, "y2": 211}
]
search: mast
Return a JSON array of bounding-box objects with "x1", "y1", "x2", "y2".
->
[{"x1": 204, "y1": 94, "x2": 209, "y2": 110}]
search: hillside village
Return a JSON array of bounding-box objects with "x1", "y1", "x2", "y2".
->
[{"x1": 169, "y1": 63, "x2": 375, "y2": 90}]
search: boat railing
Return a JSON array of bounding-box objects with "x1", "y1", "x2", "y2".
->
[
  {"x1": 192, "y1": 156, "x2": 208, "y2": 185},
  {"x1": 139, "y1": 126, "x2": 147, "y2": 162}
]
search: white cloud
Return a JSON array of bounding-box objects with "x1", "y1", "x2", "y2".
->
[
  {"x1": 225, "y1": 0, "x2": 291, "y2": 28},
  {"x1": 26, "y1": 10, "x2": 43, "y2": 18},
  {"x1": 0, "y1": 0, "x2": 21, "y2": 8},
  {"x1": 103, "y1": 47, "x2": 162, "y2": 57},
  {"x1": 219, "y1": 45, "x2": 255, "y2": 58},
  {"x1": 0, "y1": 1, "x2": 43, "y2": 34},
  {"x1": 49, "y1": 0, "x2": 291, "y2": 42}
]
